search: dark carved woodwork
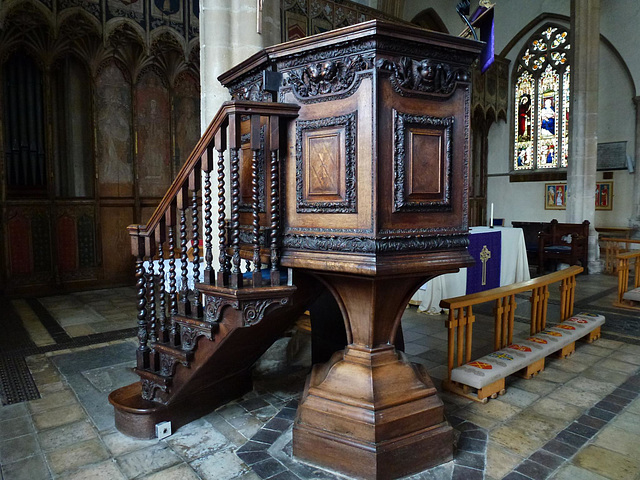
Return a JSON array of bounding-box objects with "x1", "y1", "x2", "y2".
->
[
  {"x1": 147, "y1": 272, "x2": 157, "y2": 344},
  {"x1": 377, "y1": 56, "x2": 468, "y2": 96},
  {"x1": 215, "y1": 129, "x2": 229, "y2": 286},
  {"x1": 178, "y1": 189, "x2": 191, "y2": 316},
  {"x1": 393, "y1": 112, "x2": 454, "y2": 212},
  {"x1": 132, "y1": 233, "x2": 149, "y2": 370},
  {"x1": 191, "y1": 174, "x2": 202, "y2": 317},
  {"x1": 295, "y1": 113, "x2": 357, "y2": 213},
  {"x1": 229, "y1": 113, "x2": 243, "y2": 289},
  {"x1": 251, "y1": 115, "x2": 262, "y2": 287},
  {"x1": 111, "y1": 21, "x2": 479, "y2": 480},
  {"x1": 204, "y1": 295, "x2": 239, "y2": 323},
  {"x1": 156, "y1": 230, "x2": 167, "y2": 342},
  {"x1": 218, "y1": 22, "x2": 481, "y2": 479},
  {"x1": 269, "y1": 117, "x2": 281, "y2": 286},
  {"x1": 285, "y1": 55, "x2": 374, "y2": 100},
  {"x1": 203, "y1": 168, "x2": 214, "y2": 284}
]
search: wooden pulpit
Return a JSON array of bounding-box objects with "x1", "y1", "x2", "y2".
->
[{"x1": 221, "y1": 20, "x2": 482, "y2": 480}]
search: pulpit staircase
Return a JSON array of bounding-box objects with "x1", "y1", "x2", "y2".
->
[{"x1": 108, "y1": 100, "x2": 316, "y2": 439}]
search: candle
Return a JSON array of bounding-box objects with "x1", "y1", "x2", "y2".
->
[{"x1": 490, "y1": 203, "x2": 494, "y2": 228}]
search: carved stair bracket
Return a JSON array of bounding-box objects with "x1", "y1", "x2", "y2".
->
[
  {"x1": 158, "y1": 351, "x2": 188, "y2": 377},
  {"x1": 242, "y1": 297, "x2": 290, "y2": 327},
  {"x1": 377, "y1": 56, "x2": 469, "y2": 96},
  {"x1": 199, "y1": 283, "x2": 297, "y2": 329},
  {"x1": 204, "y1": 296, "x2": 240, "y2": 323},
  {"x1": 140, "y1": 377, "x2": 170, "y2": 404}
]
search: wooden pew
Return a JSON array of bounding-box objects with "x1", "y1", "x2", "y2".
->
[
  {"x1": 600, "y1": 237, "x2": 640, "y2": 274},
  {"x1": 440, "y1": 266, "x2": 605, "y2": 403},
  {"x1": 538, "y1": 220, "x2": 590, "y2": 274},
  {"x1": 615, "y1": 250, "x2": 640, "y2": 309}
]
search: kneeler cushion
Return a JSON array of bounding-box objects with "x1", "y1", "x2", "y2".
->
[
  {"x1": 450, "y1": 312, "x2": 605, "y2": 390},
  {"x1": 623, "y1": 287, "x2": 640, "y2": 302}
]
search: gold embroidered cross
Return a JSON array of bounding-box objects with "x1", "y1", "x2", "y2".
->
[{"x1": 480, "y1": 245, "x2": 491, "y2": 286}]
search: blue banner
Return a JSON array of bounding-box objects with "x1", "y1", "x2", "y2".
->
[{"x1": 466, "y1": 230, "x2": 501, "y2": 294}]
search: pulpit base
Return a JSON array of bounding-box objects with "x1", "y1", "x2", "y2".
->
[{"x1": 293, "y1": 347, "x2": 453, "y2": 480}]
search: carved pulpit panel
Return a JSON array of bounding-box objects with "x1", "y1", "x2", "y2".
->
[
  {"x1": 296, "y1": 113, "x2": 356, "y2": 213},
  {"x1": 394, "y1": 112, "x2": 453, "y2": 211}
]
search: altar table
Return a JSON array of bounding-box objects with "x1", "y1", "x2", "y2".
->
[{"x1": 411, "y1": 227, "x2": 530, "y2": 313}]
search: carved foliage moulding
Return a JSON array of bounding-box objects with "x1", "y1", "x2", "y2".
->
[
  {"x1": 377, "y1": 56, "x2": 469, "y2": 97},
  {"x1": 284, "y1": 54, "x2": 374, "y2": 102},
  {"x1": 282, "y1": 233, "x2": 469, "y2": 253},
  {"x1": 394, "y1": 111, "x2": 454, "y2": 212},
  {"x1": 296, "y1": 112, "x2": 357, "y2": 214}
]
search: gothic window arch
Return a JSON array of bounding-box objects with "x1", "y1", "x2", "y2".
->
[{"x1": 513, "y1": 24, "x2": 570, "y2": 171}]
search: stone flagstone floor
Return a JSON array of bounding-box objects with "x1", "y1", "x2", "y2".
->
[{"x1": 1, "y1": 272, "x2": 640, "y2": 480}]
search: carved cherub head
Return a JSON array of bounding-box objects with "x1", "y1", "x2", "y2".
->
[{"x1": 417, "y1": 60, "x2": 435, "y2": 81}]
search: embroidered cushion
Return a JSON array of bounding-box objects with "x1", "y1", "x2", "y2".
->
[
  {"x1": 450, "y1": 312, "x2": 605, "y2": 390},
  {"x1": 622, "y1": 287, "x2": 640, "y2": 302}
]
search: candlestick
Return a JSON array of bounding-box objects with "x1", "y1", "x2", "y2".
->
[{"x1": 490, "y1": 203, "x2": 494, "y2": 228}]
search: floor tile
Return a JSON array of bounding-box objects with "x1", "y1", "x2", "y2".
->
[
  {"x1": 608, "y1": 411, "x2": 640, "y2": 436},
  {"x1": 572, "y1": 445, "x2": 640, "y2": 480},
  {"x1": 549, "y1": 464, "x2": 609, "y2": 480},
  {"x1": 166, "y1": 418, "x2": 230, "y2": 461},
  {"x1": 28, "y1": 389, "x2": 78, "y2": 414},
  {"x1": 116, "y1": 443, "x2": 182, "y2": 479},
  {"x1": 547, "y1": 385, "x2": 604, "y2": 408},
  {"x1": 45, "y1": 438, "x2": 110, "y2": 475},
  {"x1": 0, "y1": 434, "x2": 40, "y2": 464},
  {"x1": 0, "y1": 416, "x2": 34, "y2": 441},
  {"x1": 593, "y1": 426, "x2": 640, "y2": 457},
  {"x1": 497, "y1": 387, "x2": 540, "y2": 408},
  {"x1": 61, "y1": 460, "x2": 126, "y2": 480},
  {"x1": 140, "y1": 462, "x2": 201, "y2": 480},
  {"x1": 101, "y1": 430, "x2": 159, "y2": 456},
  {"x1": 31, "y1": 403, "x2": 86, "y2": 431},
  {"x1": 0, "y1": 453, "x2": 51, "y2": 480},
  {"x1": 484, "y1": 442, "x2": 523, "y2": 480},
  {"x1": 190, "y1": 447, "x2": 253, "y2": 480}
]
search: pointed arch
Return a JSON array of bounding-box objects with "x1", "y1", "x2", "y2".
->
[
  {"x1": 410, "y1": 8, "x2": 448, "y2": 34},
  {"x1": 512, "y1": 23, "x2": 569, "y2": 172}
]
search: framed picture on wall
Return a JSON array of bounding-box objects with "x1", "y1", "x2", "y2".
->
[
  {"x1": 595, "y1": 181, "x2": 613, "y2": 210},
  {"x1": 545, "y1": 183, "x2": 566, "y2": 210}
]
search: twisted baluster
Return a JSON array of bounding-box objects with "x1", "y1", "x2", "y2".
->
[
  {"x1": 269, "y1": 116, "x2": 281, "y2": 286},
  {"x1": 217, "y1": 146, "x2": 228, "y2": 286},
  {"x1": 203, "y1": 169, "x2": 213, "y2": 284},
  {"x1": 230, "y1": 145, "x2": 242, "y2": 288},
  {"x1": 148, "y1": 255, "x2": 157, "y2": 343},
  {"x1": 250, "y1": 115, "x2": 262, "y2": 287},
  {"x1": 168, "y1": 223, "x2": 178, "y2": 343},
  {"x1": 191, "y1": 186, "x2": 202, "y2": 317},
  {"x1": 270, "y1": 149, "x2": 280, "y2": 285},
  {"x1": 135, "y1": 253, "x2": 148, "y2": 369},
  {"x1": 179, "y1": 201, "x2": 190, "y2": 315},
  {"x1": 157, "y1": 239, "x2": 167, "y2": 341}
]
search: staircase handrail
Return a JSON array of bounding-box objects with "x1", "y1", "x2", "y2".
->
[{"x1": 127, "y1": 100, "x2": 300, "y2": 239}]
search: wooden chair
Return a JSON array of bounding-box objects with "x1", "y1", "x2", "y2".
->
[{"x1": 538, "y1": 219, "x2": 590, "y2": 274}]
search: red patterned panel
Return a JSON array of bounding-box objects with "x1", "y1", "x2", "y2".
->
[
  {"x1": 8, "y1": 216, "x2": 32, "y2": 274},
  {"x1": 57, "y1": 216, "x2": 77, "y2": 272}
]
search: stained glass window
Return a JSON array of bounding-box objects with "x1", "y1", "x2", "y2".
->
[{"x1": 512, "y1": 24, "x2": 570, "y2": 171}]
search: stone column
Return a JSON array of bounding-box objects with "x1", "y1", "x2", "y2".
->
[
  {"x1": 631, "y1": 96, "x2": 640, "y2": 238},
  {"x1": 567, "y1": 0, "x2": 601, "y2": 273},
  {"x1": 199, "y1": 0, "x2": 281, "y2": 276},
  {"x1": 199, "y1": 0, "x2": 281, "y2": 130}
]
